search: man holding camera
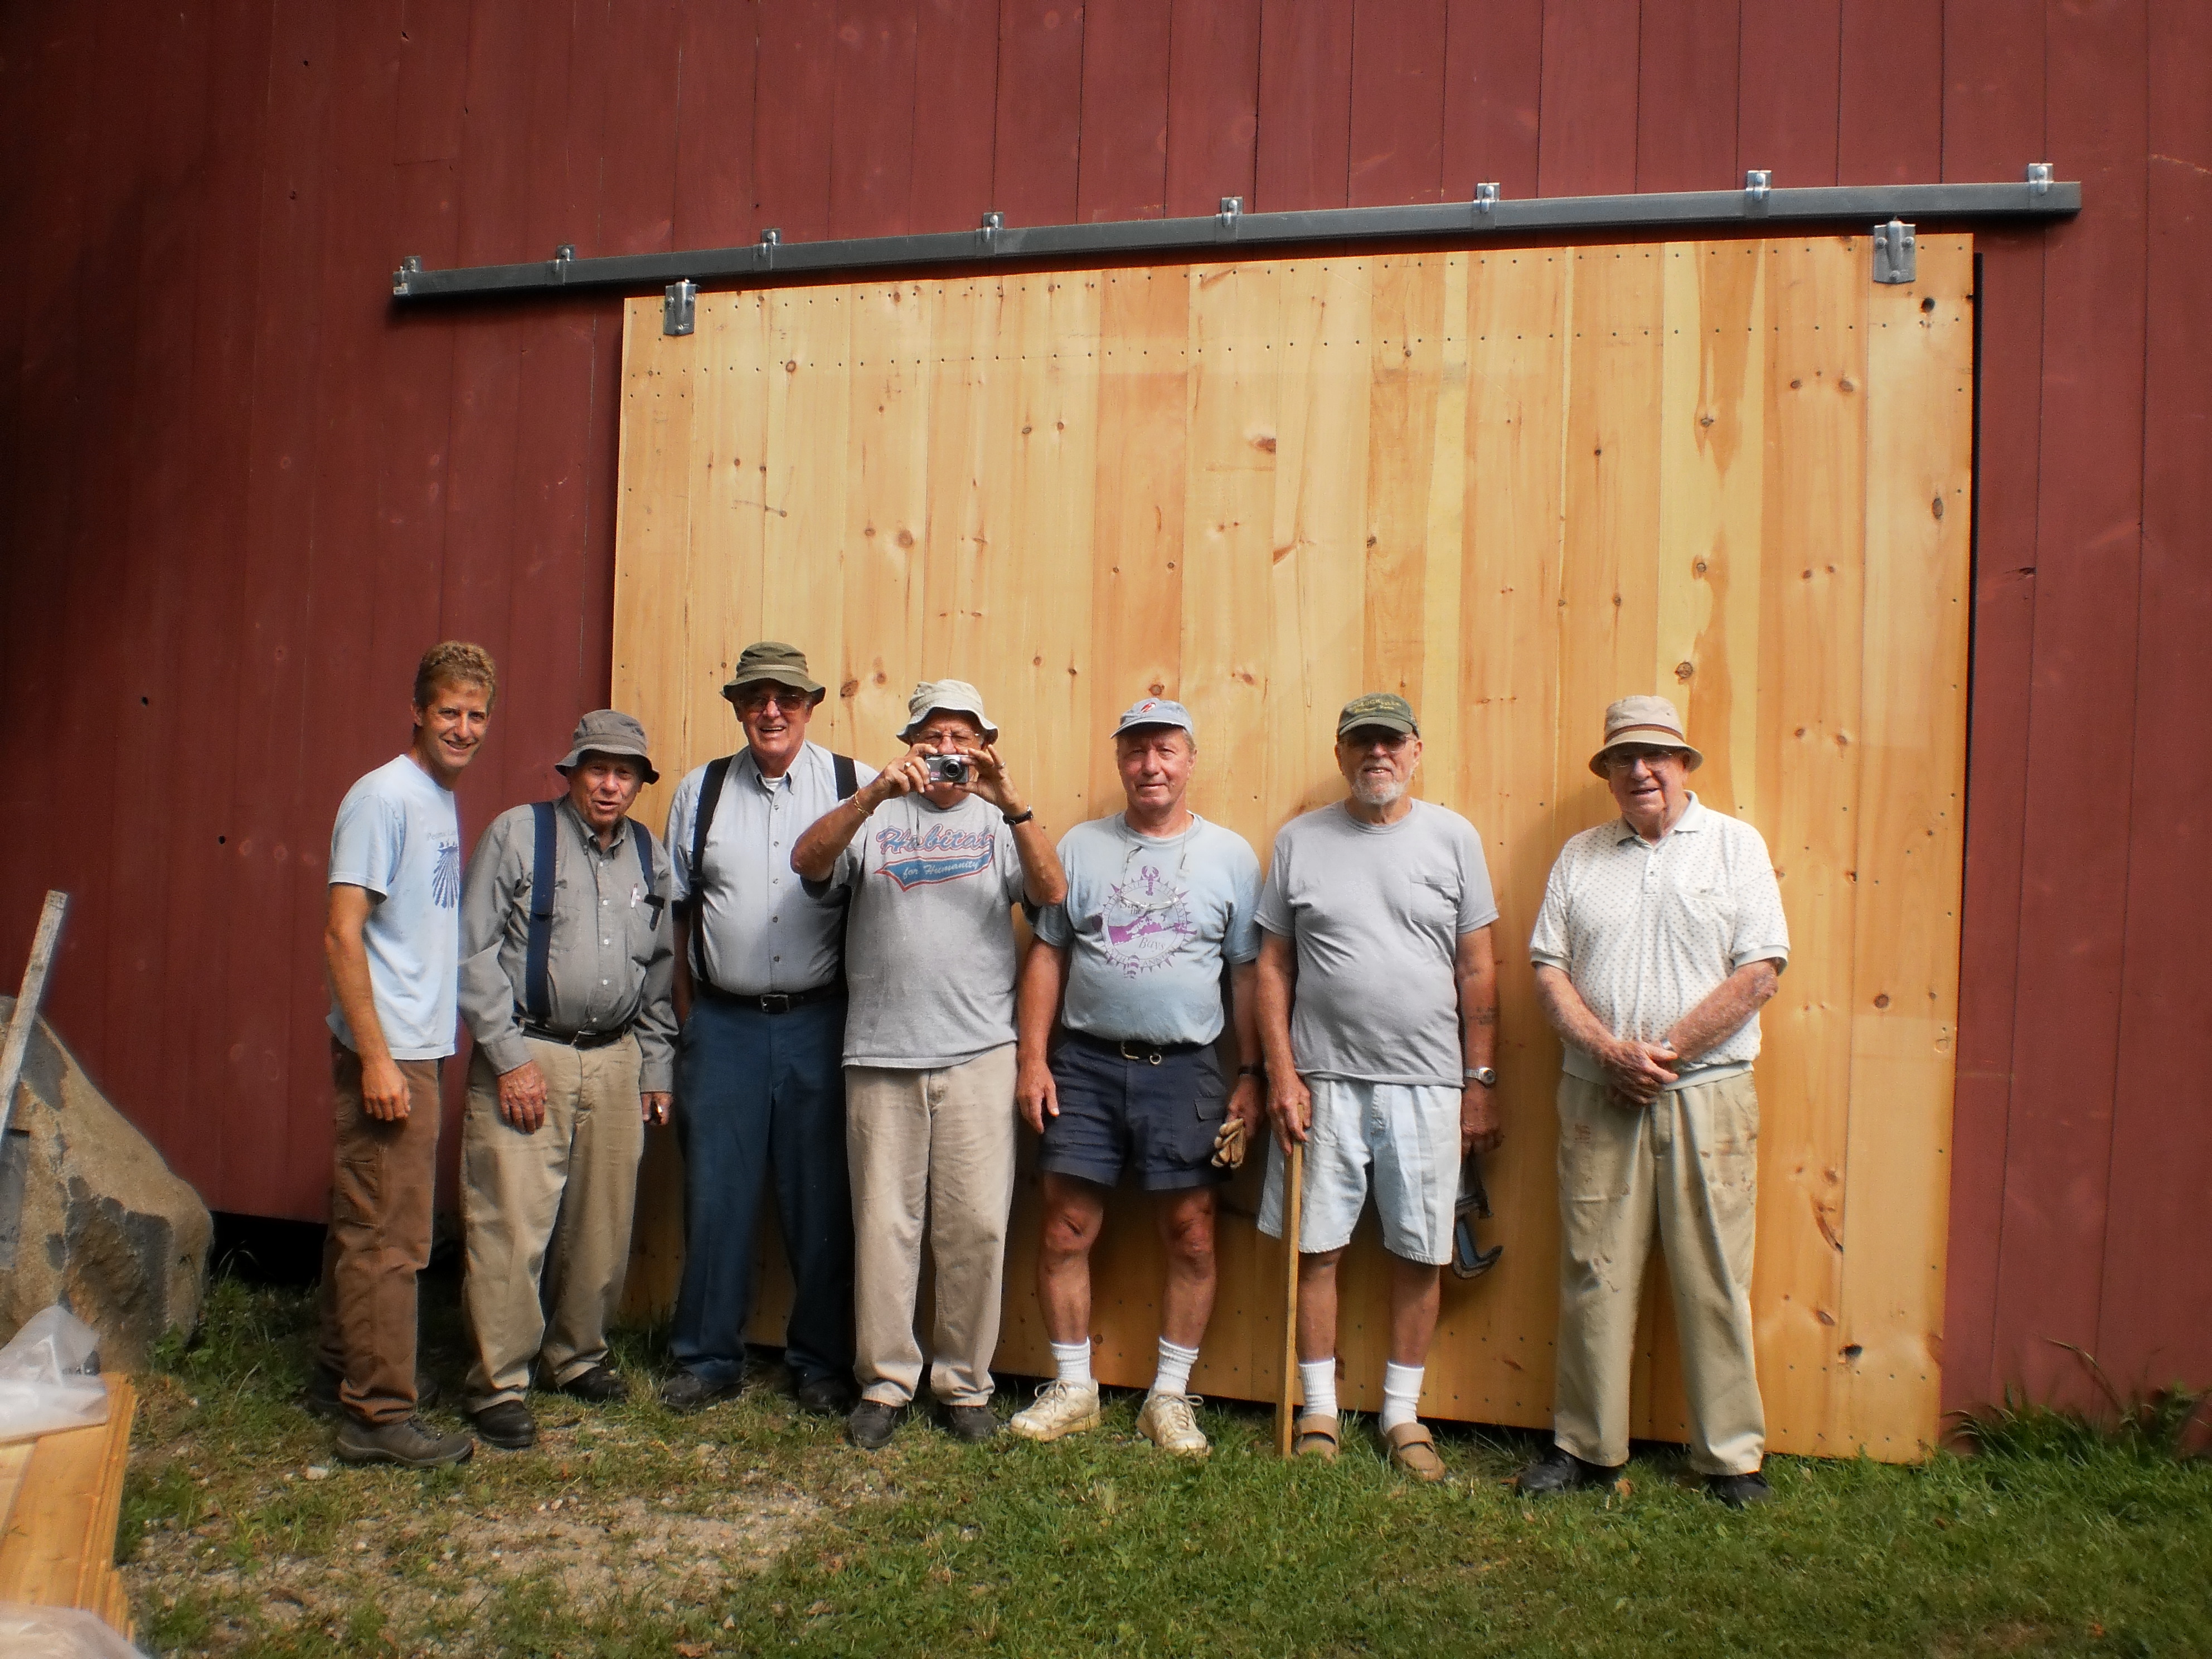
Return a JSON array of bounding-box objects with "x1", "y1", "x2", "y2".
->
[
  {"x1": 791, "y1": 681, "x2": 1066, "y2": 1449},
  {"x1": 1010, "y1": 698, "x2": 1265, "y2": 1458}
]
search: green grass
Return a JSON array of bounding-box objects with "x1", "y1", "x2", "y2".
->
[{"x1": 122, "y1": 1277, "x2": 2211, "y2": 1657}]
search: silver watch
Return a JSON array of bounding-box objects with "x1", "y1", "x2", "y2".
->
[{"x1": 1463, "y1": 1066, "x2": 1498, "y2": 1088}]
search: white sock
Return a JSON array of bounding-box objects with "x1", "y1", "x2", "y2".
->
[
  {"x1": 1299, "y1": 1358, "x2": 1338, "y2": 1420},
  {"x1": 1050, "y1": 1340, "x2": 1094, "y2": 1390},
  {"x1": 1380, "y1": 1361, "x2": 1424, "y2": 1432},
  {"x1": 1151, "y1": 1337, "x2": 1200, "y2": 1398}
]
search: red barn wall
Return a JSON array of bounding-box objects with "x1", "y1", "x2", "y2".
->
[{"x1": 0, "y1": 1, "x2": 2202, "y2": 1421}]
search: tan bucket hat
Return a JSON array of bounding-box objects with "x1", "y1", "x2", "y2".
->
[
  {"x1": 720, "y1": 641, "x2": 826, "y2": 705},
  {"x1": 1588, "y1": 695, "x2": 1704, "y2": 777},
  {"x1": 555, "y1": 709, "x2": 659, "y2": 783},
  {"x1": 899, "y1": 678, "x2": 1000, "y2": 744}
]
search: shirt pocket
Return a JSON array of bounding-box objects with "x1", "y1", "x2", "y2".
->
[
  {"x1": 1664, "y1": 880, "x2": 1738, "y2": 954},
  {"x1": 1402, "y1": 869, "x2": 1464, "y2": 934}
]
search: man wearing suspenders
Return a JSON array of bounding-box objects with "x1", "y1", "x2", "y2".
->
[
  {"x1": 455, "y1": 710, "x2": 676, "y2": 1450},
  {"x1": 661, "y1": 643, "x2": 876, "y2": 1415}
]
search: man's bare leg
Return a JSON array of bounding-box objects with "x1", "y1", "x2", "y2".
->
[
  {"x1": 1035, "y1": 1173, "x2": 1107, "y2": 1345},
  {"x1": 1295, "y1": 1246, "x2": 1347, "y2": 1362},
  {"x1": 1154, "y1": 1187, "x2": 1218, "y2": 1348},
  {"x1": 1388, "y1": 1255, "x2": 1442, "y2": 1367}
]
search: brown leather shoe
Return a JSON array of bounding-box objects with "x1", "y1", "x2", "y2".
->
[
  {"x1": 333, "y1": 1416, "x2": 474, "y2": 1468},
  {"x1": 1383, "y1": 1420, "x2": 1446, "y2": 1483}
]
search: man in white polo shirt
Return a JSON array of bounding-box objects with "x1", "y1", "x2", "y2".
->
[
  {"x1": 1518, "y1": 695, "x2": 1790, "y2": 1508},
  {"x1": 1254, "y1": 693, "x2": 1500, "y2": 1482}
]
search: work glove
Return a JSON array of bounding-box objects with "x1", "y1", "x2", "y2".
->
[{"x1": 1210, "y1": 1115, "x2": 1248, "y2": 1170}]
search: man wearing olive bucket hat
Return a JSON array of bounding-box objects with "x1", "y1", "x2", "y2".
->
[
  {"x1": 1519, "y1": 695, "x2": 1791, "y2": 1508},
  {"x1": 456, "y1": 710, "x2": 676, "y2": 1449}
]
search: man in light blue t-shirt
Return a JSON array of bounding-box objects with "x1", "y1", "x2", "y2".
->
[
  {"x1": 1008, "y1": 698, "x2": 1265, "y2": 1459},
  {"x1": 312, "y1": 642, "x2": 497, "y2": 1471}
]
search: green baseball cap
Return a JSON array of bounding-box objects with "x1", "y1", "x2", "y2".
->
[
  {"x1": 1336, "y1": 691, "x2": 1419, "y2": 738},
  {"x1": 721, "y1": 640, "x2": 825, "y2": 705}
]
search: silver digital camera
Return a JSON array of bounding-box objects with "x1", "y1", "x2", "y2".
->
[{"x1": 925, "y1": 753, "x2": 973, "y2": 785}]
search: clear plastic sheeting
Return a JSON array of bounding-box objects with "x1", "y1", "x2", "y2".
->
[
  {"x1": 0, "y1": 1604, "x2": 148, "y2": 1659},
  {"x1": 0, "y1": 1307, "x2": 108, "y2": 1444}
]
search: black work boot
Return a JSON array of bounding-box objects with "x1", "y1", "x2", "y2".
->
[
  {"x1": 659, "y1": 1370, "x2": 744, "y2": 1413},
  {"x1": 1706, "y1": 1470, "x2": 1774, "y2": 1508},
  {"x1": 1515, "y1": 1445, "x2": 1621, "y2": 1496},
  {"x1": 847, "y1": 1400, "x2": 904, "y2": 1450}
]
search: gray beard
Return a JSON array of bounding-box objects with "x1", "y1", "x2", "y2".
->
[{"x1": 1351, "y1": 775, "x2": 1408, "y2": 808}]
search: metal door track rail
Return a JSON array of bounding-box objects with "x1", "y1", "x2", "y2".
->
[{"x1": 392, "y1": 167, "x2": 2078, "y2": 302}]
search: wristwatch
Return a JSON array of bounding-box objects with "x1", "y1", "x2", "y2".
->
[{"x1": 1463, "y1": 1066, "x2": 1498, "y2": 1089}]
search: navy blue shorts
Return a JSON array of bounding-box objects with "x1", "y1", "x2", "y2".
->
[{"x1": 1037, "y1": 1034, "x2": 1229, "y2": 1192}]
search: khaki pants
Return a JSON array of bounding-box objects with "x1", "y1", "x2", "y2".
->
[
  {"x1": 460, "y1": 1035, "x2": 644, "y2": 1409},
  {"x1": 847, "y1": 1045, "x2": 1018, "y2": 1408},
  {"x1": 317, "y1": 1040, "x2": 443, "y2": 1426},
  {"x1": 1551, "y1": 1070, "x2": 1765, "y2": 1475}
]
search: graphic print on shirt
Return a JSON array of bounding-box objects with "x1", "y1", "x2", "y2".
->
[
  {"x1": 1101, "y1": 855, "x2": 1196, "y2": 977},
  {"x1": 431, "y1": 837, "x2": 462, "y2": 909},
  {"x1": 875, "y1": 821, "x2": 997, "y2": 891}
]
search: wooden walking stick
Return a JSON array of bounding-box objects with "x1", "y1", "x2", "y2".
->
[{"x1": 1274, "y1": 1139, "x2": 1304, "y2": 1458}]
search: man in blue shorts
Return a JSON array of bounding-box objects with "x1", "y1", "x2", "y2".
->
[{"x1": 1010, "y1": 698, "x2": 1265, "y2": 1457}]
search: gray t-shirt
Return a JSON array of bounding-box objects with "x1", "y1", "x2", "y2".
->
[
  {"x1": 1256, "y1": 799, "x2": 1500, "y2": 1088},
  {"x1": 1032, "y1": 814, "x2": 1262, "y2": 1046},
  {"x1": 325, "y1": 754, "x2": 464, "y2": 1060},
  {"x1": 812, "y1": 792, "x2": 1028, "y2": 1068}
]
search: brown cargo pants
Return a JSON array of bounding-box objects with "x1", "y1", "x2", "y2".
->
[{"x1": 317, "y1": 1038, "x2": 443, "y2": 1426}]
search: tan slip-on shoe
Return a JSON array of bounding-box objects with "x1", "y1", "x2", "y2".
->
[
  {"x1": 1383, "y1": 1420, "x2": 1446, "y2": 1483},
  {"x1": 1294, "y1": 1413, "x2": 1341, "y2": 1462}
]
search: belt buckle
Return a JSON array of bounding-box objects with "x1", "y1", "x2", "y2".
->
[
  {"x1": 1118, "y1": 1040, "x2": 1161, "y2": 1067},
  {"x1": 761, "y1": 992, "x2": 793, "y2": 1015}
]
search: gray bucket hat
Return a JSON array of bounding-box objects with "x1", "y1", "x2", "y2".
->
[
  {"x1": 556, "y1": 709, "x2": 659, "y2": 784},
  {"x1": 720, "y1": 640, "x2": 826, "y2": 705},
  {"x1": 1589, "y1": 695, "x2": 1704, "y2": 777},
  {"x1": 899, "y1": 678, "x2": 1000, "y2": 744}
]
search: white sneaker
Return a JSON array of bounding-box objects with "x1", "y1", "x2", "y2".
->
[
  {"x1": 1136, "y1": 1390, "x2": 1210, "y2": 1457},
  {"x1": 1008, "y1": 1379, "x2": 1102, "y2": 1443}
]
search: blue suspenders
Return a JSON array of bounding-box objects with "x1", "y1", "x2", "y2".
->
[{"x1": 522, "y1": 803, "x2": 657, "y2": 1025}]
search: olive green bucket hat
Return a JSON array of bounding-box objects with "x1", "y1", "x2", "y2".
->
[
  {"x1": 555, "y1": 709, "x2": 659, "y2": 784},
  {"x1": 720, "y1": 640, "x2": 826, "y2": 706}
]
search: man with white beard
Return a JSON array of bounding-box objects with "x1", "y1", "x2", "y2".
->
[{"x1": 1254, "y1": 693, "x2": 1500, "y2": 1479}]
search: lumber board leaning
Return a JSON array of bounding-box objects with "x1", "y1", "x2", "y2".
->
[
  {"x1": 0, "y1": 1376, "x2": 136, "y2": 1622},
  {"x1": 0, "y1": 891, "x2": 69, "y2": 1143}
]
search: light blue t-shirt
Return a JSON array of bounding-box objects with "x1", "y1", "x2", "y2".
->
[
  {"x1": 326, "y1": 754, "x2": 464, "y2": 1061},
  {"x1": 1032, "y1": 813, "x2": 1262, "y2": 1047}
]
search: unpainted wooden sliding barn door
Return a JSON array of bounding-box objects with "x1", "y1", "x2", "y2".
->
[{"x1": 610, "y1": 233, "x2": 1973, "y2": 1462}]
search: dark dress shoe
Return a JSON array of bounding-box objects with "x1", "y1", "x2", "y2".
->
[
  {"x1": 1707, "y1": 1470, "x2": 1774, "y2": 1508},
  {"x1": 847, "y1": 1400, "x2": 904, "y2": 1449},
  {"x1": 556, "y1": 1364, "x2": 629, "y2": 1404},
  {"x1": 471, "y1": 1399, "x2": 536, "y2": 1451},
  {"x1": 942, "y1": 1404, "x2": 1003, "y2": 1444},
  {"x1": 305, "y1": 1365, "x2": 441, "y2": 1420},
  {"x1": 1516, "y1": 1445, "x2": 1622, "y2": 1496},
  {"x1": 659, "y1": 1370, "x2": 743, "y2": 1413},
  {"x1": 795, "y1": 1374, "x2": 859, "y2": 1417}
]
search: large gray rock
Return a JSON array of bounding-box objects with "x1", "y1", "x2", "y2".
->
[{"x1": 0, "y1": 995, "x2": 211, "y2": 1368}]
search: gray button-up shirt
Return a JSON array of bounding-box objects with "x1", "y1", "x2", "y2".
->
[
  {"x1": 664, "y1": 741, "x2": 878, "y2": 996},
  {"x1": 458, "y1": 797, "x2": 677, "y2": 1092}
]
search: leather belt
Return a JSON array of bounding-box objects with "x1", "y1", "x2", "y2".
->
[
  {"x1": 520, "y1": 1022, "x2": 630, "y2": 1050},
  {"x1": 1069, "y1": 1030, "x2": 1209, "y2": 1067},
  {"x1": 696, "y1": 980, "x2": 845, "y2": 1015}
]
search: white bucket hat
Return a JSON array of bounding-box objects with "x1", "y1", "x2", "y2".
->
[{"x1": 898, "y1": 678, "x2": 999, "y2": 744}]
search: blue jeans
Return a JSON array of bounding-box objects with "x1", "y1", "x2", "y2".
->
[{"x1": 670, "y1": 995, "x2": 853, "y2": 1386}]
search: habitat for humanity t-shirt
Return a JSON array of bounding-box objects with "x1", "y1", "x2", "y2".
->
[
  {"x1": 1033, "y1": 813, "x2": 1262, "y2": 1047},
  {"x1": 326, "y1": 754, "x2": 464, "y2": 1060},
  {"x1": 1257, "y1": 799, "x2": 1498, "y2": 1087},
  {"x1": 819, "y1": 792, "x2": 1029, "y2": 1068}
]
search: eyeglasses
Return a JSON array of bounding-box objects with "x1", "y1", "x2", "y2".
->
[
  {"x1": 1600, "y1": 746, "x2": 1684, "y2": 773},
  {"x1": 735, "y1": 686, "x2": 812, "y2": 714}
]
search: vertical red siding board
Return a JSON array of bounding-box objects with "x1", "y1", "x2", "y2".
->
[
  {"x1": 830, "y1": 0, "x2": 921, "y2": 237},
  {"x1": 1253, "y1": 0, "x2": 1352, "y2": 211},
  {"x1": 283, "y1": 1, "x2": 410, "y2": 1217},
  {"x1": 1734, "y1": 0, "x2": 1839, "y2": 186},
  {"x1": 595, "y1": 0, "x2": 686, "y2": 255},
  {"x1": 2098, "y1": 2, "x2": 2212, "y2": 1395},
  {"x1": 211, "y1": 0, "x2": 341, "y2": 1213},
  {"x1": 755, "y1": 0, "x2": 840, "y2": 243},
  {"x1": 672, "y1": 0, "x2": 759, "y2": 250},
  {"x1": 1991, "y1": 0, "x2": 2149, "y2": 1408},
  {"x1": 1346, "y1": 0, "x2": 1446, "y2": 206},
  {"x1": 1439, "y1": 0, "x2": 1542, "y2": 201},
  {"x1": 1634, "y1": 0, "x2": 1739, "y2": 193},
  {"x1": 394, "y1": 0, "x2": 473, "y2": 164},
  {"x1": 993, "y1": 0, "x2": 1086, "y2": 227},
  {"x1": 1163, "y1": 0, "x2": 1262, "y2": 217},
  {"x1": 1937, "y1": 1, "x2": 2047, "y2": 1413},
  {"x1": 101, "y1": 3, "x2": 215, "y2": 1163},
  {"x1": 1945, "y1": 233, "x2": 2046, "y2": 1414},
  {"x1": 1941, "y1": 0, "x2": 2047, "y2": 182},
  {"x1": 1836, "y1": 0, "x2": 1943, "y2": 185},
  {"x1": 1075, "y1": 0, "x2": 1173, "y2": 223},
  {"x1": 1535, "y1": 0, "x2": 1640, "y2": 197},
  {"x1": 909, "y1": 0, "x2": 1000, "y2": 231}
]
